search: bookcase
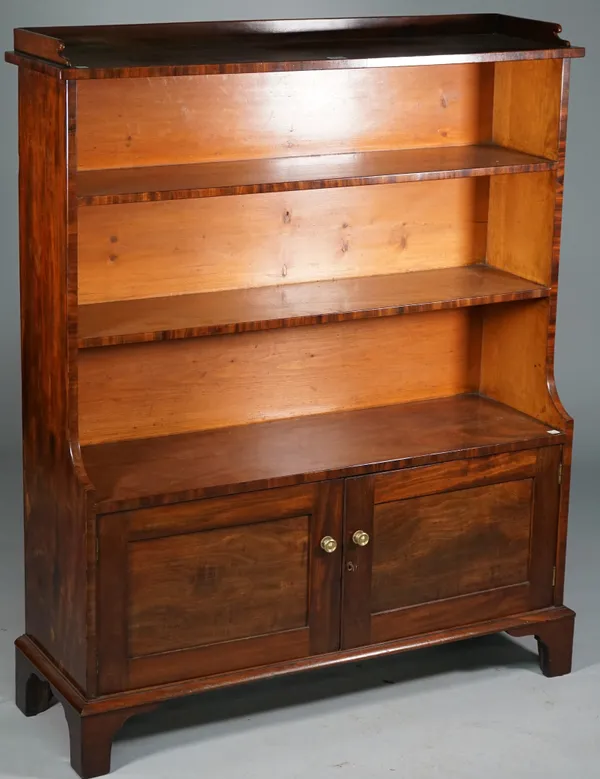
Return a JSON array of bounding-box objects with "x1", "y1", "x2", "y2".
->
[{"x1": 6, "y1": 14, "x2": 584, "y2": 778}]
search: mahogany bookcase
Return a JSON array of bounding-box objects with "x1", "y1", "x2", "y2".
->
[{"x1": 6, "y1": 14, "x2": 584, "y2": 778}]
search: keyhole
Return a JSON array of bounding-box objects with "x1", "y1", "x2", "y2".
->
[{"x1": 347, "y1": 562, "x2": 356, "y2": 572}]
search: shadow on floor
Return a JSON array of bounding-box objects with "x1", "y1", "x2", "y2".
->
[{"x1": 115, "y1": 632, "x2": 539, "y2": 762}]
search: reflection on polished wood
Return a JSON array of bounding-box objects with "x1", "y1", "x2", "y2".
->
[
  {"x1": 81, "y1": 393, "x2": 566, "y2": 512},
  {"x1": 77, "y1": 145, "x2": 555, "y2": 205},
  {"x1": 78, "y1": 264, "x2": 549, "y2": 348}
]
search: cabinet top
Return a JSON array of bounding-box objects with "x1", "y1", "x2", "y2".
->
[{"x1": 6, "y1": 14, "x2": 584, "y2": 79}]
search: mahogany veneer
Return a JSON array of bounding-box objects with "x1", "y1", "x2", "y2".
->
[
  {"x1": 78, "y1": 265, "x2": 549, "y2": 348},
  {"x1": 77, "y1": 145, "x2": 556, "y2": 205},
  {"x1": 7, "y1": 14, "x2": 582, "y2": 778}
]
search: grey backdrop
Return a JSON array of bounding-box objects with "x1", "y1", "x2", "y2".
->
[
  {"x1": 0, "y1": 0, "x2": 598, "y2": 480},
  {"x1": 0, "y1": 3, "x2": 599, "y2": 778}
]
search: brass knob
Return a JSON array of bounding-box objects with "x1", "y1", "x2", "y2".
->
[
  {"x1": 320, "y1": 536, "x2": 338, "y2": 554},
  {"x1": 352, "y1": 530, "x2": 370, "y2": 547}
]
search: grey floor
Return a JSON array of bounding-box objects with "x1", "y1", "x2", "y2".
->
[{"x1": 0, "y1": 453, "x2": 598, "y2": 779}]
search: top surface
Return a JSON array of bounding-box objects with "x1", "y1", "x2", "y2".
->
[{"x1": 8, "y1": 14, "x2": 584, "y2": 75}]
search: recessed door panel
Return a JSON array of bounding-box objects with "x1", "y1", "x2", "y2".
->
[
  {"x1": 342, "y1": 448, "x2": 561, "y2": 649},
  {"x1": 372, "y1": 480, "x2": 532, "y2": 613},
  {"x1": 98, "y1": 482, "x2": 343, "y2": 693}
]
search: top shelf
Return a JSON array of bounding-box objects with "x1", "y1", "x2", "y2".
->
[
  {"x1": 77, "y1": 144, "x2": 555, "y2": 206},
  {"x1": 7, "y1": 14, "x2": 584, "y2": 78}
]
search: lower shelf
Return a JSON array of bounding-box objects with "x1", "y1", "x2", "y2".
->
[{"x1": 82, "y1": 393, "x2": 566, "y2": 513}]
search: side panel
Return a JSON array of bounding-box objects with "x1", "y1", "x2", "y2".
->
[
  {"x1": 485, "y1": 59, "x2": 574, "y2": 602},
  {"x1": 18, "y1": 70, "x2": 94, "y2": 691}
]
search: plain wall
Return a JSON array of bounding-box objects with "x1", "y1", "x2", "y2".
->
[{"x1": 0, "y1": 0, "x2": 598, "y2": 493}]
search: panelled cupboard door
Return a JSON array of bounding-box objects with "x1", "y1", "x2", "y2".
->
[
  {"x1": 97, "y1": 482, "x2": 343, "y2": 693},
  {"x1": 342, "y1": 448, "x2": 561, "y2": 649}
]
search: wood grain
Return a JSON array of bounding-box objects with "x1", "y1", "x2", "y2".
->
[
  {"x1": 17, "y1": 69, "x2": 94, "y2": 694},
  {"x1": 551, "y1": 61, "x2": 574, "y2": 607},
  {"x1": 76, "y1": 65, "x2": 493, "y2": 170},
  {"x1": 126, "y1": 484, "x2": 316, "y2": 541},
  {"x1": 480, "y1": 299, "x2": 566, "y2": 429},
  {"x1": 7, "y1": 15, "x2": 584, "y2": 80},
  {"x1": 370, "y1": 583, "x2": 532, "y2": 644},
  {"x1": 345, "y1": 445, "x2": 561, "y2": 647},
  {"x1": 372, "y1": 479, "x2": 533, "y2": 612},
  {"x1": 16, "y1": 606, "x2": 577, "y2": 718},
  {"x1": 341, "y1": 476, "x2": 375, "y2": 649},
  {"x1": 9, "y1": 17, "x2": 582, "y2": 777},
  {"x1": 374, "y1": 449, "x2": 538, "y2": 504},
  {"x1": 487, "y1": 59, "x2": 563, "y2": 286},
  {"x1": 78, "y1": 310, "x2": 482, "y2": 444},
  {"x1": 128, "y1": 516, "x2": 310, "y2": 656},
  {"x1": 127, "y1": 630, "x2": 311, "y2": 692},
  {"x1": 487, "y1": 171, "x2": 556, "y2": 285},
  {"x1": 97, "y1": 482, "x2": 343, "y2": 691},
  {"x1": 76, "y1": 144, "x2": 554, "y2": 205},
  {"x1": 77, "y1": 177, "x2": 489, "y2": 304},
  {"x1": 507, "y1": 606, "x2": 574, "y2": 677},
  {"x1": 78, "y1": 265, "x2": 549, "y2": 349},
  {"x1": 80, "y1": 394, "x2": 566, "y2": 513},
  {"x1": 493, "y1": 58, "x2": 563, "y2": 159}
]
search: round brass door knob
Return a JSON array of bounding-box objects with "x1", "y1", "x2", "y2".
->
[
  {"x1": 352, "y1": 530, "x2": 370, "y2": 547},
  {"x1": 320, "y1": 536, "x2": 338, "y2": 554}
]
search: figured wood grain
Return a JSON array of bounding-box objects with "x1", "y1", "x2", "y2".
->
[
  {"x1": 98, "y1": 482, "x2": 343, "y2": 691},
  {"x1": 8, "y1": 15, "x2": 584, "y2": 79},
  {"x1": 78, "y1": 310, "x2": 482, "y2": 444},
  {"x1": 76, "y1": 64, "x2": 493, "y2": 170},
  {"x1": 371, "y1": 480, "x2": 533, "y2": 613},
  {"x1": 352, "y1": 444, "x2": 561, "y2": 647},
  {"x1": 76, "y1": 145, "x2": 554, "y2": 206},
  {"x1": 373, "y1": 449, "x2": 538, "y2": 504},
  {"x1": 78, "y1": 177, "x2": 489, "y2": 304},
  {"x1": 9, "y1": 16, "x2": 582, "y2": 777},
  {"x1": 125, "y1": 484, "x2": 316, "y2": 541},
  {"x1": 129, "y1": 516, "x2": 310, "y2": 656},
  {"x1": 80, "y1": 394, "x2": 566, "y2": 513},
  {"x1": 78, "y1": 265, "x2": 549, "y2": 348}
]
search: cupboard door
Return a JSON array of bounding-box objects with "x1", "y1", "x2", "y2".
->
[
  {"x1": 342, "y1": 448, "x2": 561, "y2": 649},
  {"x1": 97, "y1": 482, "x2": 342, "y2": 693}
]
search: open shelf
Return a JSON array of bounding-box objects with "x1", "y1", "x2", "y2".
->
[
  {"x1": 78, "y1": 265, "x2": 549, "y2": 348},
  {"x1": 82, "y1": 393, "x2": 566, "y2": 513},
  {"x1": 77, "y1": 144, "x2": 556, "y2": 206}
]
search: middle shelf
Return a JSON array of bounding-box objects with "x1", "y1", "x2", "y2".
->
[
  {"x1": 76, "y1": 143, "x2": 556, "y2": 206},
  {"x1": 78, "y1": 264, "x2": 549, "y2": 348}
]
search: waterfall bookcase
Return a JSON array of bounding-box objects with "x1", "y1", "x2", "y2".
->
[{"x1": 6, "y1": 14, "x2": 584, "y2": 778}]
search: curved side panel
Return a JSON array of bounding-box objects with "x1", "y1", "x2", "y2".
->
[
  {"x1": 546, "y1": 60, "x2": 574, "y2": 605},
  {"x1": 18, "y1": 69, "x2": 96, "y2": 694},
  {"x1": 546, "y1": 59, "x2": 573, "y2": 430},
  {"x1": 482, "y1": 57, "x2": 573, "y2": 432},
  {"x1": 482, "y1": 58, "x2": 574, "y2": 606}
]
